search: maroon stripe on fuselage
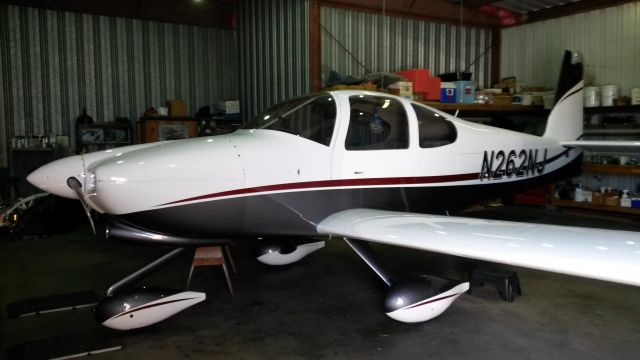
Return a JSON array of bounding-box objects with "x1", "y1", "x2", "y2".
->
[{"x1": 160, "y1": 173, "x2": 479, "y2": 206}]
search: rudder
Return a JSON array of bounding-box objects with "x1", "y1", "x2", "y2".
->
[{"x1": 542, "y1": 50, "x2": 584, "y2": 141}]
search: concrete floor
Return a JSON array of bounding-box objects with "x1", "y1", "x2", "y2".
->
[{"x1": 1, "y1": 205, "x2": 640, "y2": 359}]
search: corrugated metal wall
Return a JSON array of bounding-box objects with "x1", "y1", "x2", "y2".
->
[
  {"x1": 0, "y1": 4, "x2": 239, "y2": 167},
  {"x1": 321, "y1": 7, "x2": 493, "y2": 88},
  {"x1": 237, "y1": 0, "x2": 309, "y2": 122},
  {"x1": 501, "y1": 2, "x2": 640, "y2": 95},
  {"x1": 501, "y1": 2, "x2": 640, "y2": 194}
]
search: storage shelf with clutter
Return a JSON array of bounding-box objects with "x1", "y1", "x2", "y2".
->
[
  {"x1": 138, "y1": 98, "x2": 242, "y2": 143},
  {"x1": 139, "y1": 99, "x2": 197, "y2": 143},
  {"x1": 582, "y1": 163, "x2": 640, "y2": 176},
  {"x1": 551, "y1": 198, "x2": 640, "y2": 216},
  {"x1": 558, "y1": 168, "x2": 640, "y2": 214},
  {"x1": 552, "y1": 101, "x2": 640, "y2": 215},
  {"x1": 77, "y1": 121, "x2": 133, "y2": 153},
  {"x1": 423, "y1": 101, "x2": 549, "y2": 117},
  {"x1": 322, "y1": 70, "x2": 563, "y2": 136}
]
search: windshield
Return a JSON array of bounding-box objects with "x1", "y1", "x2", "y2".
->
[{"x1": 242, "y1": 93, "x2": 337, "y2": 146}]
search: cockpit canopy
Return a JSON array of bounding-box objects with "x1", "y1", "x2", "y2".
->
[{"x1": 242, "y1": 92, "x2": 457, "y2": 149}]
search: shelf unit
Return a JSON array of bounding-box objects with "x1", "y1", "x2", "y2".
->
[
  {"x1": 581, "y1": 163, "x2": 640, "y2": 176},
  {"x1": 423, "y1": 101, "x2": 552, "y2": 139},
  {"x1": 138, "y1": 116, "x2": 199, "y2": 143},
  {"x1": 551, "y1": 105, "x2": 640, "y2": 215},
  {"x1": 423, "y1": 102, "x2": 550, "y2": 118},
  {"x1": 78, "y1": 122, "x2": 133, "y2": 152},
  {"x1": 550, "y1": 199, "x2": 640, "y2": 215},
  {"x1": 551, "y1": 164, "x2": 640, "y2": 215},
  {"x1": 583, "y1": 128, "x2": 640, "y2": 135},
  {"x1": 584, "y1": 104, "x2": 640, "y2": 115}
]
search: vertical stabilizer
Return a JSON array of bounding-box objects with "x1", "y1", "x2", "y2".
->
[{"x1": 542, "y1": 51, "x2": 584, "y2": 141}]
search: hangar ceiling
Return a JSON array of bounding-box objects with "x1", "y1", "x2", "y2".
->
[
  {"x1": 0, "y1": 0, "x2": 635, "y2": 29},
  {"x1": 321, "y1": 0, "x2": 636, "y2": 27}
]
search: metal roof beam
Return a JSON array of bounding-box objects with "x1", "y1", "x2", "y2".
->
[{"x1": 524, "y1": 0, "x2": 636, "y2": 23}]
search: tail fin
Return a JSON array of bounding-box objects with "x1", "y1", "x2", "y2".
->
[{"x1": 542, "y1": 50, "x2": 584, "y2": 141}]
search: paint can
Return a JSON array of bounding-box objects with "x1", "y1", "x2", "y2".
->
[
  {"x1": 632, "y1": 87, "x2": 640, "y2": 105},
  {"x1": 600, "y1": 85, "x2": 619, "y2": 107},
  {"x1": 584, "y1": 86, "x2": 600, "y2": 107}
]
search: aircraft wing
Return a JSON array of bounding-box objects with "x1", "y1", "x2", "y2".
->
[
  {"x1": 317, "y1": 209, "x2": 640, "y2": 286},
  {"x1": 561, "y1": 140, "x2": 640, "y2": 155}
]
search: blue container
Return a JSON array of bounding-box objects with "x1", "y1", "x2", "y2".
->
[{"x1": 455, "y1": 80, "x2": 475, "y2": 104}]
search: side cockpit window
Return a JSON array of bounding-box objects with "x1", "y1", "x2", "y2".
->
[
  {"x1": 346, "y1": 95, "x2": 408, "y2": 150},
  {"x1": 412, "y1": 104, "x2": 457, "y2": 148},
  {"x1": 243, "y1": 94, "x2": 337, "y2": 146}
]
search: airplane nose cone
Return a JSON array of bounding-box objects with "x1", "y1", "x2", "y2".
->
[{"x1": 27, "y1": 155, "x2": 85, "y2": 199}]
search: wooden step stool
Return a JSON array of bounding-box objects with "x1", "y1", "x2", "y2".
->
[{"x1": 186, "y1": 246, "x2": 236, "y2": 296}]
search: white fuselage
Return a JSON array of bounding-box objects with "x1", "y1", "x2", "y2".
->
[{"x1": 28, "y1": 91, "x2": 581, "y2": 237}]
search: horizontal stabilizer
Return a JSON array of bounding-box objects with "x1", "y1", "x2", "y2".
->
[
  {"x1": 561, "y1": 140, "x2": 640, "y2": 155},
  {"x1": 317, "y1": 209, "x2": 640, "y2": 287}
]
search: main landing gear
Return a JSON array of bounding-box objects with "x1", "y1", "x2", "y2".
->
[
  {"x1": 344, "y1": 238, "x2": 469, "y2": 323},
  {"x1": 256, "y1": 238, "x2": 325, "y2": 266},
  {"x1": 93, "y1": 247, "x2": 207, "y2": 330},
  {"x1": 94, "y1": 220, "x2": 231, "y2": 330}
]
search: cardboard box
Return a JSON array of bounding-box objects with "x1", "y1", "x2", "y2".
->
[
  {"x1": 493, "y1": 76, "x2": 516, "y2": 92},
  {"x1": 493, "y1": 95, "x2": 512, "y2": 106},
  {"x1": 592, "y1": 192, "x2": 605, "y2": 205},
  {"x1": 168, "y1": 100, "x2": 187, "y2": 116},
  {"x1": 388, "y1": 82, "x2": 413, "y2": 99},
  {"x1": 604, "y1": 194, "x2": 619, "y2": 207},
  {"x1": 217, "y1": 100, "x2": 240, "y2": 114},
  {"x1": 140, "y1": 118, "x2": 198, "y2": 143}
]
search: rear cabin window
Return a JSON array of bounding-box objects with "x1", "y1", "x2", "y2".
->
[
  {"x1": 412, "y1": 104, "x2": 457, "y2": 148},
  {"x1": 345, "y1": 96, "x2": 409, "y2": 150}
]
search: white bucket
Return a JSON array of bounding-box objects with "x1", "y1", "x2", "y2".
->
[
  {"x1": 600, "y1": 85, "x2": 619, "y2": 107},
  {"x1": 584, "y1": 86, "x2": 600, "y2": 107},
  {"x1": 632, "y1": 87, "x2": 640, "y2": 105}
]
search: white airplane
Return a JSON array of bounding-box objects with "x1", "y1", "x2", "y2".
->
[{"x1": 27, "y1": 51, "x2": 640, "y2": 330}]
